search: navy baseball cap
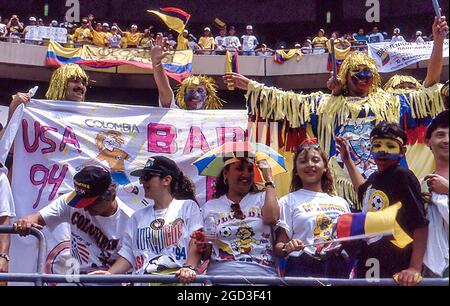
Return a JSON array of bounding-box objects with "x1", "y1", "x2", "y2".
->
[{"x1": 130, "y1": 156, "x2": 181, "y2": 178}]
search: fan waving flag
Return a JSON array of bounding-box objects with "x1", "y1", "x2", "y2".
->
[
  {"x1": 225, "y1": 50, "x2": 239, "y2": 90},
  {"x1": 148, "y1": 7, "x2": 191, "y2": 34},
  {"x1": 336, "y1": 202, "x2": 413, "y2": 248}
]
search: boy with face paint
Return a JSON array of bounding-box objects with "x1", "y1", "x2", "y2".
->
[
  {"x1": 151, "y1": 35, "x2": 223, "y2": 110},
  {"x1": 336, "y1": 122, "x2": 428, "y2": 286}
]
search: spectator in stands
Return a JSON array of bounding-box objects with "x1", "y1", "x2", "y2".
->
[
  {"x1": 14, "y1": 166, "x2": 133, "y2": 276},
  {"x1": 198, "y1": 27, "x2": 215, "y2": 54},
  {"x1": 177, "y1": 29, "x2": 190, "y2": 50},
  {"x1": 331, "y1": 31, "x2": 351, "y2": 50},
  {"x1": 66, "y1": 24, "x2": 75, "y2": 48},
  {"x1": 302, "y1": 38, "x2": 313, "y2": 54},
  {"x1": 0, "y1": 16, "x2": 7, "y2": 40},
  {"x1": 6, "y1": 15, "x2": 23, "y2": 43},
  {"x1": 188, "y1": 34, "x2": 200, "y2": 51},
  {"x1": 275, "y1": 139, "x2": 351, "y2": 278},
  {"x1": 89, "y1": 20, "x2": 107, "y2": 47},
  {"x1": 49, "y1": 20, "x2": 58, "y2": 27},
  {"x1": 166, "y1": 32, "x2": 177, "y2": 49},
  {"x1": 0, "y1": 162, "x2": 16, "y2": 286},
  {"x1": 116, "y1": 24, "x2": 143, "y2": 48},
  {"x1": 353, "y1": 28, "x2": 368, "y2": 43},
  {"x1": 416, "y1": 31, "x2": 425, "y2": 44},
  {"x1": 241, "y1": 25, "x2": 259, "y2": 56},
  {"x1": 139, "y1": 28, "x2": 154, "y2": 49},
  {"x1": 192, "y1": 156, "x2": 279, "y2": 282},
  {"x1": 391, "y1": 28, "x2": 406, "y2": 43},
  {"x1": 255, "y1": 43, "x2": 273, "y2": 56},
  {"x1": 107, "y1": 25, "x2": 121, "y2": 48},
  {"x1": 38, "y1": 18, "x2": 44, "y2": 27},
  {"x1": 344, "y1": 33, "x2": 355, "y2": 46},
  {"x1": 422, "y1": 110, "x2": 449, "y2": 278},
  {"x1": 23, "y1": 17, "x2": 38, "y2": 44},
  {"x1": 214, "y1": 27, "x2": 227, "y2": 55},
  {"x1": 74, "y1": 17, "x2": 93, "y2": 46},
  {"x1": 224, "y1": 25, "x2": 241, "y2": 53},
  {"x1": 368, "y1": 26, "x2": 384, "y2": 43},
  {"x1": 312, "y1": 29, "x2": 328, "y2": 51}
]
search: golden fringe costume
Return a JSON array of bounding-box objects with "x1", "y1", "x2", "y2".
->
[
  {"x1": 45, "y1": 63, "x2": 89, "y2": 100},
  {"x1": 245, "y1": 52, "x2": 445, "y2": 210},
  {"x1": 175, "y1": 75, "x2": 223, "y2": 110},
  {"x1": 384, "y1": 75, "x2": 423, "y2": 93}
]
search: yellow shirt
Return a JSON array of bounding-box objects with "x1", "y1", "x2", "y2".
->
[
  {"x1": 312, "y1": 36, "x2": 328, "y2": 48},
  {"x1": 198, "y1": 36, "x2": 215, "y2": 50},
  {"x1": 124, "y1": 32, "x2": 143, "y2": 46},
  {"x1": 177, "y1": 34, "x2": 189, "y2": 50},
  {"x1": 74, "y1": 27, "x2": 92, "y2": 43},
  {"x1": 91, "y1": 30, "x2": 107, "y2": 46}
]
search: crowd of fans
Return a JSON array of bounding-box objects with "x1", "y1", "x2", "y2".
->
[{"x1": 0, "y1": 13, "x2": 440, "y2": 56}]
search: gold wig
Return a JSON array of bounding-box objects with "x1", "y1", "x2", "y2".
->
[
  {"x1": 383, "y1": 75, "x2": 422, "y2": 93},
  {"x1": 45, "y1": 64, "x2": 89, "y2": 100},
  {"x1": 339, "y1": 52, "x2": 382, "y2": 95}
]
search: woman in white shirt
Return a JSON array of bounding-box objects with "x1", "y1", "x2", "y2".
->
[
  {"x1": 91, "y1": 156, "x2": 203, "y2": 284},
  {"x1": 275, "y1": 139, "x2": 352, "y2": 278},
  {"x1": 197, "y1": 155, "x2": 280, "y2": 279}
]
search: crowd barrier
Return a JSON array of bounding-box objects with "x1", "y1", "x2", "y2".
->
[{"x1": 0, "y1": 226, "x2": 448, "y2": 286}]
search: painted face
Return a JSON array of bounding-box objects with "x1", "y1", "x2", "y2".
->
[
  {"x1": 371, "y1": 138, "x2": 403, "y2": 171},
  {"x1": 64, "y1": 77, "x2": 87, "y2": 102},
  {"x1": 347, "y1": 66, "x2": 374, "y2": 95},
  {"x1": 223, "y1": 160, "x2": 254, "y2": 196},
  {"x1": 184, "y1": 84, "x2": 208, "y2": 110},
  {"x1": 427, "y1": 127, "x2": 449, "y2": 160},
  {"x1": 296, "y1": 149, "x2": 327, "y2": 187}
]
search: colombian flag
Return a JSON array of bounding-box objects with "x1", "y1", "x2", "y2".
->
[
  {"x1": 225, "y1": 50, "x2": 239, "y2": 90},
  {"x1": 148, "y1": 7, "x2": 191, "y2": 34},
  {"x1": 336, "y1": 202, "x2": 413, "y2": 248},
  {"x1": 273, "y1": 49, "x2": 302, "y2": 64}
]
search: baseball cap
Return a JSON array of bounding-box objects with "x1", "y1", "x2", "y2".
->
[
  {"x1": 394, "y1": 28, "x2": 400, "y2": 34},
  {"x1": 295, "y1": 43, "x2": 301, "y2": 48},
  {"x1": 416, "y1": 31, "x2": 422, "y2": 36},
  {"x1": 204, "y1": 27, "x2": 211, "y2": 32},
  {"x1": 102, "y1": 22, "x2": 109, "y2": 27},
  {"x1": 130, "y1": 156, "x2": 181, "y2": 178},
  {"x1": 131, "y1": 24, "x2": 138, "y2": 28},
  {"x1": 111, "y1": 25, "x2": 118, "y2": 30},
  {"x1": 29, "y1": 17, "x2": 37, "y2": 22},
  {"x1": 51, "y1": 20, "x2": 58, "y2": 25},
  {"x1": 246, "y1": 25, "x2": 253, "y2": 30},
  {"x1": 183, "y1": 29, "x2": 189, "y2": 33},
  {"x1": 319, "y1": 29, "x2": 325, "y2": 33},
  {"x1": 66, "y1": 166, "x2": 112, "y2": 209}
]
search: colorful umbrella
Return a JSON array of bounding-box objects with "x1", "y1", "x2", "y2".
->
[{"x1": 193, "y1": 141, "x2": 287, "y2": 179}]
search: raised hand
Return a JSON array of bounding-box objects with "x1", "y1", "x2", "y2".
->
[
  {"x1": 222, "y1": 72, "x2": 251, "y2": 91},
  {"x1": 151, "y1": 35, "x2": 172, "y2": 67}
]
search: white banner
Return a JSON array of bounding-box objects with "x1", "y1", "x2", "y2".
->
[
  {"x1": 368, "y1": 39, "x2": 449, "y2": 73},
  {"x1": 9, "y1": 100, "x2": 247, "y2": 283},
  {"x1": 24, "y1": 26, "x2": 67, "y2": 43}
]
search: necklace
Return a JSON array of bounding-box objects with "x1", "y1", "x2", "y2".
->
[{"x1": 150, "y1": 206, "x2": 169, "y2": 230}]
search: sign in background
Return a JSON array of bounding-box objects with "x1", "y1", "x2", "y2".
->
[{"x1": 24, "y1": 26, "x2": 68, "y2": 43}]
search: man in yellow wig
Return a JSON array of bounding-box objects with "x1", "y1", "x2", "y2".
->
[
  {"x1": 151, "y1": 35, "x2": 223, "y2": 110},
  {"x1": 223, "y1": 16, "x2": 448, "y2": 210}
]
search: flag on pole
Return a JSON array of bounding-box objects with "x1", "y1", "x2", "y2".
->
[
  {"x1": 225, "y1": 50, "x2": 239, "y2": 90},
  {"x1": 336, "y1": 202, "x2": 413, "y2": 248},
  {"x1": 148, "y1": 7, "x2": 191, "y2": 34}
]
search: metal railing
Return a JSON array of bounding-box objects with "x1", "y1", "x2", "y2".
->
[{"x1": 0, "y1": 226, "x2": 448, "y2": 286}]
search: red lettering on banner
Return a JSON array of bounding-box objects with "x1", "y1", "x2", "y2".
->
[
  {"x1": 183, "y1": 126, "x2": 210, "y2": 154},
  {"x1": 22, "y1": 119, "x2": 40, "y2": 153},
  {"x1": 206, "y1": 176, "x2": 216, "y2": 202},
  {"x1": 59, "y1": 126, "x2": 82, "y2": 153},
  {"x1": 216, "y1": 127, "x2": 246, "y2": 145},
  {"x1": 30, "y1": 164, "x2": 69, "y2": 209},
  {"x1": 40, "y1": 126, "x2": 58, "y2": 154},
  {"x1": 148, "y1": 123, "x2": 177, "y2": 153}
]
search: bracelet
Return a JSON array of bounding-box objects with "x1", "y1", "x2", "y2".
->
[{"x1": 0, "y1": 253, "x2": 10, "y2": 262}]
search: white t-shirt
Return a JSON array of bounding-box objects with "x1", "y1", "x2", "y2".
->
[
  {"x1": 0, "y1": 171, "x2": 16, "y2": 218},
  {"x1": 0, "y1": 23, "x2": 7, "y2": 36},
  {"x1": 391, "y1": 35, "x2": 405, "y2": 43},
  {"x1": 119, "y1": 199, "x2": 202, "y2": 274},
  {"x1": 39, "y1": 194, "x2": 133, "y2": 272},
  {"x1": 215, "y1": 36, "x2": 226, "y2": 50},
  {"x1": 158, "y1": 93, "x2": 179, "y2": 109},
  {"x1": 241, "y1": 35, "x2": 259, "y2": 51},
  {"x1": 279, "y1": 189, "x2": 351, "y2": 257},
  {"x1": 202, "y1": 192, "x2": 277, "y2": 276},
  {"x1": 224, "y1": 36, "x2": 241, "y2": 51}
]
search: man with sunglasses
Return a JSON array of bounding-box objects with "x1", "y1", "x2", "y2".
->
[
  {"x1": 224, "y1": 15, "x2": 448, "y2": 210},
  {"x1": 13, "y1": 166, "x2": 133, "y2": 282}
]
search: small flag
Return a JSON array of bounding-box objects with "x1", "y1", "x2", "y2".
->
[
  {"x1": 336, "y1": 202, "x2": 413, "y2": 248},
  {"x1": 225, "y1": 50, "x2": 239, "y2": 90},
  {"x1": 273, "y1": 49, "x2": 302, "y2": 64},
  {"x1": 148, "y1": 7, "x2": 191, "y2": 34}
]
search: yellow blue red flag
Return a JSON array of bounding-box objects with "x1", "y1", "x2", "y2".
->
[{"x1": 148, "y1": 7, "x2": 191, "y2": 34}]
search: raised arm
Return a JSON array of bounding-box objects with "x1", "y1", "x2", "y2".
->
[
  {"x1": 335, "y1": 136, "x2": 366, "y2": 191},
  {"x1": 151, "y1": 35, "x2": 174, "y2": 108},
  {"x1": 423, "y1": 16, "x2": 448, "y2": 88}
]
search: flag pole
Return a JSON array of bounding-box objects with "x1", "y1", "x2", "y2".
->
[
  {"x1": 301, "y1": 231, "x2": 394, "y2": 248},
  {"x1": 330, "y1": 38, "x2": 337, "y2": 81},
  {"x1": 432, "y1": 0, "x2": 442, "y2": 18}
]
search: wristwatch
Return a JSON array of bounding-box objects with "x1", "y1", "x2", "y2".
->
[
  {"x1": 265, "y1": 181, "x2": 276, "y2": 188},
  {"x1": 0, "y1": 253, "x2": 10, "y2": 262}
]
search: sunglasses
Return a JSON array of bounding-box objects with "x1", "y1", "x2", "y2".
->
[
  {"x1": 139, "y1": 173, "x2": 161, "y2": 183},
  {"x1": 230, "y1": 203, "x2": 245, "y2": 220}
]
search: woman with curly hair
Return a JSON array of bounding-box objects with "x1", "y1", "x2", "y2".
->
[{"x1": 274, "y1": 139, "x2": 352, "y2": 278}]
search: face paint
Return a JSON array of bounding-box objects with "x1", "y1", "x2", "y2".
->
[
  {"x1": 351, "y1": 69, "x2": 373, "y2": 82},
  {"x1": 184, "y1": 84, "x2": 208, "y2": 110},
  {"x1": 370, "y1": 138, "x2": 402, "y2": 160}
]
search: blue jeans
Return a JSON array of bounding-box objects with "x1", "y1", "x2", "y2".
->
[{"x1": 286, "y1": 252, "x2": 351, "y2": 278}]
